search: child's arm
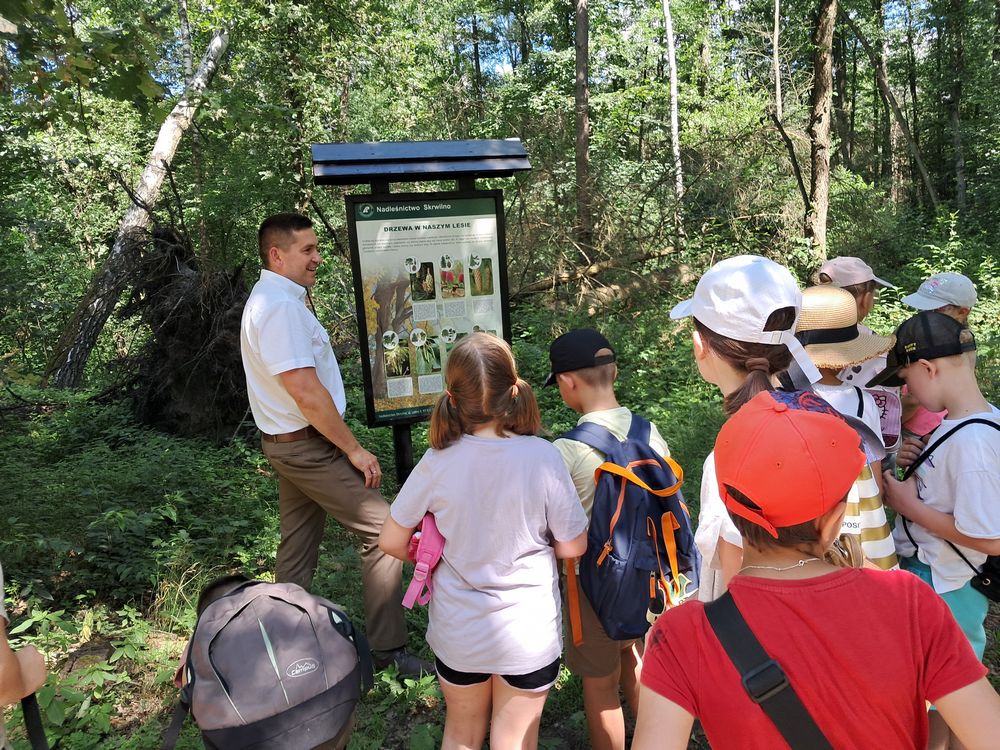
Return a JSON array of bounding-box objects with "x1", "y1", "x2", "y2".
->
[
  {"x1": 631, "y1": 685, "x2": 695, "y2": 750},
  {"x1": 935, "y1": 677, "x2": 1000, "y2": 750},
  {"x1": 552, "y1": 530, "x2": 587, "y2": 560},
  {"x1": 871, "y1": 459, "x2": 883, "y2": 494},
  {"x1": 378, "y1": 516, "x2": 417, "y2": 562},
  {"x1": 882, "y1": 473, "x2": 1000, "y2": 556},
  {"x1": 0, "y1": 619, "x2": 46, "y2": 706}
]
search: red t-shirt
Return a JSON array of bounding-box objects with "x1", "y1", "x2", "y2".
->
[{"x1": 641, "y1": 569, "x2": 986, "y2": 750}]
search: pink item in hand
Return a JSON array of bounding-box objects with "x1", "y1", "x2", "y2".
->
[{"x1": 402, "y1": 513, "x2": 445, "y2": 609}]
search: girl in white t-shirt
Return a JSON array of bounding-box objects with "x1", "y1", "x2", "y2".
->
[
  {"x1": 379, "y1": 333, "x2": 588, "y2": 750},
  {"x1": 668, "y1": 256, "x2": 820, "y2": 602}
]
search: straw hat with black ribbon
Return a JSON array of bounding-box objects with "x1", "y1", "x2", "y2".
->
[{"x1": 795, "y1": 286, "x2": 896, "y2": 369}]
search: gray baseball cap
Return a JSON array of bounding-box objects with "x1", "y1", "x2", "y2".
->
[{"x1": 902, "y1": 272, "x2": 977, "y2": 310}]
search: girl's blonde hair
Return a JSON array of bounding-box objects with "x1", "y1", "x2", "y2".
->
[{"x1": 430, "y1": 333, "x2": 540, "y2": 449}]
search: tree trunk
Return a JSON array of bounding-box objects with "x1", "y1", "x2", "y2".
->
[
  {"x1": 804, "y1": 0, "x2": 837, "y2": 260},
  {"x1": 45, "y1": 30, "x2": 230, "y2": 388},
  {"x1": 849, "y1": 35, "x2": 858, "y2": 161},
  {"x1": 994, "y1": 0, "x2": 1000, "y2": 62},
  {"x1": 950, "y1": 0, "x2": 967, "y2": 211},
  {"x1": 843, "y1": 14, "x2": 939, "y2": 209},
  {"x1": 833, "y1": 30, "x2": 853, "y2": 169},
  {"x1": 517, "y1": 8, "x2": 531, "y2": 66},
  {"x1": 574, "y1": 0, "x2": 593, "y2": 249},
  {"x1": 773, "y1": 0, "x2": 782, "y2": 122},
  {"x1": 906, "y1": 0, "x2": 919, "y2": 148},
  {"x1": 471, "y1": 15, "x2": 483, "y2": 99},
  {"x1": 661, "y1": 0, "x2": 685, "y2": 243},
  {"x1": 177, "y1": 0, "x2": 208, "y2": 257},
  {"x1": 877, "y1": 0, "x2": 892, "y2": 182},
  {"x1": 177, "y1": 0, "x2": 193, "y2": 77}
]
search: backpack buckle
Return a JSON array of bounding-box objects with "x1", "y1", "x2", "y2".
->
[
  {"x1": 741, "y1": 659, "x2": 789, "y2": 704},
  {"x1": 412, "y1": 561, "x2": 430, "y2": 581}
]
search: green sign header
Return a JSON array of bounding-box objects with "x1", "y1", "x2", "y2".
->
[{"x1": 355, "y1": 197, "x2": 496, "y2": 221}]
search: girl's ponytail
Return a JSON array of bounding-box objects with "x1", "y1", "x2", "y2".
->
[
  {"x1": 502, "y1": 377, "x2": 541, "y2": 437},
  {"x1": 722, "y1": 357, "x2": 776, "y2": 417},
  {"x1": 430, "y1": 391, "x2": 464, "y2": 450}
]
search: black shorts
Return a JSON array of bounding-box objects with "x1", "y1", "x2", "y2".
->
[{"x1": 435, "y1": 656, "x2": 561, "y2": 692}]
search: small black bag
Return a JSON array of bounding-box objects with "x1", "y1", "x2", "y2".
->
[{"x1": 969, "y1": 555, "x2": 1000, "y2": 602}]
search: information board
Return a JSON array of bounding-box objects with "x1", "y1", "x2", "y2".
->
[{"x1": 346, "y1": 190, "x2": 511, "y2": 426}]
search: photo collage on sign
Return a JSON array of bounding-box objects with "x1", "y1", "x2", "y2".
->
[{"x1": 398, "y1": 250, "x2": 499, "y2": 396}]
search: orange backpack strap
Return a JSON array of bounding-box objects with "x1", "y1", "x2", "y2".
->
[
  {"x1": 566, "y1": 559, "x2": 584, "y2": 647},
  {"x1": 596, "y1": 457, "x2": 684, "y2": 497}
]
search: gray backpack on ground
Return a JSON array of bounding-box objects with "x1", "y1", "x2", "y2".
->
[{"x1": 161, "y1": 580, "x2": 373, "y2": 750}]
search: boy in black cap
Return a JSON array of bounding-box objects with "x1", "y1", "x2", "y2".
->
[
  {"x1": 872, "y1": 311, "x2": 1000, "y2": 749},
  {"x1": 547, "y1": 328, "x2": 670, "y2": 750}
]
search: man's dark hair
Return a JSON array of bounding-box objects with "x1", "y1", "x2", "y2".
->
[{"x1": 258, "y1": 213, "x2": 314, "y2": 268}]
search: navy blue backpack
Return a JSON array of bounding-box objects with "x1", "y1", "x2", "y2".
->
[{"x1": 562, "y1": 415, "x2": 700, "y2": 641}]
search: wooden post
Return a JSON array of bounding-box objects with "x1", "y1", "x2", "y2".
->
[{"x1": 393, "y1": 423, "x2": 415, "y2": 484}]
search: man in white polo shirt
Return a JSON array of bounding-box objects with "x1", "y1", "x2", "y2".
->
[{"x1": 241, "y1": 213, "x2": 425, "y2": 676}]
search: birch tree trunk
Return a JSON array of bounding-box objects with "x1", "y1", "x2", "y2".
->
[
  {"x1": 574, "y1": 0, "x2": 593, "y2": 249},
  {"x1": 661, "y1": 0, "x2": 685, "y2": 242},
  {"x1": 773, "y1": 0, "x2": 782, "y2": 121},
  {"x1": 803, "y1": 0, "x2": 837, "y2": 259},
  {"x1": 46, "y1": 29, "x2": 230, "y2": 388},
  {"x1": 472, "y1": 15, "x2": 483, "y2": 100}
]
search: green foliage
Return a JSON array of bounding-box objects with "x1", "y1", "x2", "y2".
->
[{"x1": 0, "y1": 394, "x2": 277, "y2": 607}]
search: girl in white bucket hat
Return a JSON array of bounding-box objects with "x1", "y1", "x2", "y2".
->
[{"x1": 669, "y1": 255, "x2": 820, "y2": 601}]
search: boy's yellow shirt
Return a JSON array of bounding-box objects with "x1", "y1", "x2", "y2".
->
[{"x1": 554, "y1": 406, "x2": 670, "y2": 518}]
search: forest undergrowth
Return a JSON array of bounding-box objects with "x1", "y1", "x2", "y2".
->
[{"x1": 2, "y1": 241, "x2": 1000, "y2": 748}]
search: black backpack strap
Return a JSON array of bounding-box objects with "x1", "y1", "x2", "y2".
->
[
  {"x1": 159, "y1": 699, "x2": 189, "y2": 750},
  {"x1": 854, "y1": 387, "x2": 864, "y2": 418},
  {"x1": 902, "y1": 514, "x2": 987, "y2": 578},
  {"x1": 704, "y1": 593, "x2": 834, "y2": 750},
  {"x1": 902, "y1": 418, "x2": 1000, "y2": 480},
  {"x1": 560, "y1": 421, "x2": 621, "y2": 457},
  {"x1": 21, "y1": 693, "x2": 49, "y2": 750}
]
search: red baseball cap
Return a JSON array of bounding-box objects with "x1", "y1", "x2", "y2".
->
[{"x1": 715, "y1": 391, "x2": 865, "y2": 538}]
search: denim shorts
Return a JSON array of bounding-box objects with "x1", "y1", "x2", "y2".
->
[{"x1": 900, "y1": 556, "x2": 989, "y2": 660}]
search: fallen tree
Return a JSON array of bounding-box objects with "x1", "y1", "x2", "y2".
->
[{"x1": 46, "y1": 29, "x2": 230, "y2": 388}]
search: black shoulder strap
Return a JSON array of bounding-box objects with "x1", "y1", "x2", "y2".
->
[
  {"x1": 704, "y1": 593, "x2": 834, "y2": 750},
  {"x1": 854, "y1": 386, "x2": 864, "y2": 418},
  {"x1": 902, "y1": 418, "x2": 1000, "y2": 481},
  {"x1": 560, "y1": 421, "x2": 621, "y2": 457},
  {"x1": 21, "y1": 693, "x2": 50, "y2": 750},
  {"x1": 159, "y1": 699, "x2": 189, "y2": 750}
]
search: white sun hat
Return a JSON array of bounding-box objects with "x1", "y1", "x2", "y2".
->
[
  {"x1": 670, "y1": 255, "x2": 821, "y2": 383},
  {"x1": 902, "y1": 272, "x2": 977, "y2": 310}
]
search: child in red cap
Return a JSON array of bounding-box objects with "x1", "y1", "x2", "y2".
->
[{"x1": 633, "y1": 391, "x2": 1000, "y2": 750}]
